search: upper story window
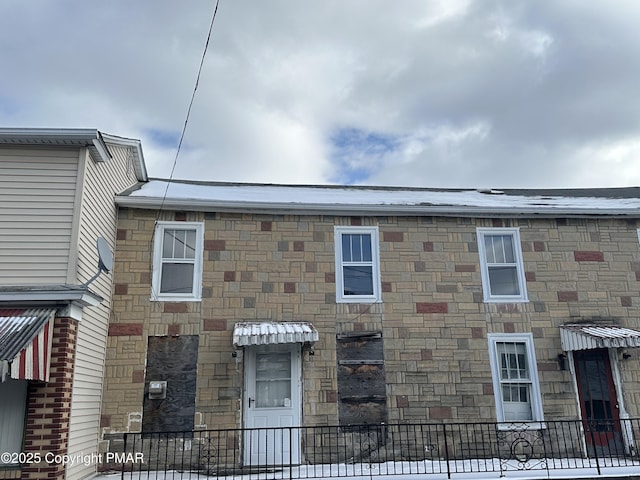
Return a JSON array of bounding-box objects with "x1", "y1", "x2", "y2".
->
[
  {"x1": 152, "y1": 222, "x2": 204, "y2": 301},
  {"x1": 477, "y1": 228, "x2": 528, "y2": 303},
  {"x1": 488, "y1": 334, "x2": 543, "y2": 424},
  {"x1": 334, "y1": 226, "x2": 381, "y2": 303}
]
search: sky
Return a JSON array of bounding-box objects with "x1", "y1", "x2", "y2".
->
[{"x1": 2, "y1": 1, "x2": 640, "y2": 189}]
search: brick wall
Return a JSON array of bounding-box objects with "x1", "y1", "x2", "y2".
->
[
  {"x1": 21, "y1": 317, "x2": 78, "y2": 480},
  {"x1": 102, "y1": 210, "x2": 640, "y2": 432}
]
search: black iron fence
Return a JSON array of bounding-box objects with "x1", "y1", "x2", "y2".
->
[{"x1": 109, "y1": 419, "x2": 640, "y2": 479}]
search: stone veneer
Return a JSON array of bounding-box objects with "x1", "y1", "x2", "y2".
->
[{"x1": 101, "y1": 210, "x2": 640, "y2": 434}]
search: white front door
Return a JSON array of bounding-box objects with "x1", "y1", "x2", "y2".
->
[{"x1": 244, "y1": 344, "x2": 301, "y2": 465}]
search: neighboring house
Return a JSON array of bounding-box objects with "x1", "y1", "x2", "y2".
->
[
  {"x1": 0, "y1": 129, "x2": 146, "y2": 480},
  {"x1": 102, "y1": 179, "x2": 640, "y2": 464}
]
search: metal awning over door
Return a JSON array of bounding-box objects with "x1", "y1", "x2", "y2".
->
[
  {"x1": 233, "y1": 322, "x2": 318, "y2": 347},
  {"x1": 0, "y1": 308, "x2": 56, "y2": 382},
  {"x1": 560, "y1": 323, "x2": 640, "y2": 351}
]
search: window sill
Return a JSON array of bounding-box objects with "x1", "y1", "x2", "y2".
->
[
  {"x1": 483, "y1": 297, "x2": 529, "y2": 304},
  {"x1": 336, "y1": 297, "x2": 382, "y2": 304},
  {"x1": 151, "y1": 296, "x2": 202, "y2": 303}
]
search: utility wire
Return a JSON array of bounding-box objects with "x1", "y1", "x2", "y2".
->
[{"x1": 159, "y1": 0, "x2": 221, "y2": 212}]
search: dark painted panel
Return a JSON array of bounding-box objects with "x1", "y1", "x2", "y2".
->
[
  {"x1": 336, "y1": 333, "x2": 387, "y2": 426},
  {"x1": 142, "y1": 335, "x2": 199, "y2": 433}
]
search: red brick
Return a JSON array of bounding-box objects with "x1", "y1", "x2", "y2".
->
[
  {"x1": 224, "y1": 271, "x2": 236, "y2": 282},
  {"x1": 325, "y1": 390, "x2": 337, "y2": 402},
  {"x1": 293, "y1": 241, "x2": 304, "y2": 251},
  {"x1": 116, "y1": 228, "x2": 127, "y2": 240},
  {"x1": 525, "y1": 271, "x2": 536, "y2": 281},
  {"x1": 622, "y1": 296, "x2": 632, "y2": 307},
  {"x1": 417, "y1": 302, "x2": 448, "y2": 314},
  {"x1": 284, "y1": 282, "x2": 296, "y2": 293},
  {"x1": 421, "y1": 349, "x2": 433, "y2": 360},
  {"x1": 204, "y1": 239, "x2": 226, "y2": 251},
  {"x1": 203, "y1": 319, "x2": 227, "y2": 331},
  {"x1": 574, "y1": 251, "x2": 604, "y2": 262},
  {"x1": 558, "y1": 291, "x2": 579, "y2": 302},
  {"x1": 350, "y1": 217, "x2": 362, "y2": 226},
  {"x1": 455, "y1": 264, "x2": 475, "y2": 272},
  {"x1": 471, "y1": 327, "x2": 484, "y2": 339},
  {"x1": 114, "y1": 283, "x2": 128, "y2": 295},
  {"x1": 168, "y1": 324, "x2": 181, "y2": 336},
  {"x1": 325, "y1": 272, "x2": 335, "y2": 283},
  {"x1": 533, "y1": 241, "x2": 546, "y2": 252},
  {"x1": 483, "y1": 383, "x2": 493, "y2": 395},
  {"x1": 504, "y1": 322, "x2": 515, "y2": 333},
  {"x1": 382, "y1": 282, "x2": 392, "y2": 292},
  {"x1": 132, "y1": 370, "x2": 145, "y2": 383},
  {"x1": 108, "y1": 323, "x2": 143, "y2": 336},
  {"x1": 164, "y1": 303, "x2": 188, "y2": 313},
  {"x1": 261, "y1": 221, "x2": 272, "y2": 231},
  {"x1": 383, "y1": 231, "x2": 404, "y2": 242},
  {"x1": 397, "y1": 395, "x2": 409, "y2": 408},
  {"x1": 423, "y1": 241, "x2": 434, "y2": 252},
  {"x1": 174, "y1": 212, "x2": 187, "y2": 221},
  {"x1": 429, "y1": 406, "x2": 452, "y2": 419}
]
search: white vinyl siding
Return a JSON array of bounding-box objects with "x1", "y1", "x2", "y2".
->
[
  {"x1": 334, "y1": 226, "x2": 381, "y2": 303},
  {"x1": 0, "y1": 148, "x2": 78, "y2": 284},
  {"x1": 66, "y1": 143, "x2": 140, "y2": 480},
  {"x1": 151, "y1": 222, "x2": 204, "y2": 301},
  {"x1": 488, "y1": 334, "x2": 544, "y2": 424},
  {"x1": 477, "y1": 227, "x2": 528, "y2": 303}
]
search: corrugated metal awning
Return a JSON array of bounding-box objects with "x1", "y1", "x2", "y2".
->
[
  {"x1": 233, "y1": 322, "x2": 318, "y2": 347},
  {"x1": 0, "y1": 308, "x2": 56, "y2": 382},
  {"x1": 560, "y1": 324, "x2": 640, "y2": 351}
]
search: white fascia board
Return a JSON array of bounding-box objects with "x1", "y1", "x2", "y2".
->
[
  {"x1": 101, "y1": 133, "x2": 148, "y2": 181},
  {"x1": 0, "y1": 289, "x2": 103, "y2": 307},
  {"x1": 115, "y1": 195, "x2": 640, "y2": 218}
]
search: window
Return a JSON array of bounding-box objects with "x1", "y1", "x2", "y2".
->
[
  {"x1": 334, "y1": 226, "x2": 381, "y2": 303},
  {"x1": 0, "y1": 379, "x2": 27, "y2": 458},
  {"x1": 488, "y1": 334, "x2": 543, "y2": 424},
  {"x1": 477, "y1": 228, "x2": 528, "y2": 302},
  {"x1": 152, "y1": 222, "x2": 204, "y2": 301}
]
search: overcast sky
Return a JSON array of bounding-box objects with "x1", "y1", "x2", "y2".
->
[{"x1": 2, "y1": 1, "x2": 640, "y2": 188}]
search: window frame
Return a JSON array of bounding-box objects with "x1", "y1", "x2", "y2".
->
[
  {"x1": 477, "y1": 227, "x2": 528, "y2": 303},
  {"x1": 334, "y1": 226, "x2": 382, "y2": 303},
  {"x1": 0, "y1": 379, "x2": 27, "y2": 460},
  {"x1": 151, "y1": 221, "x2": 204, "y2": 302},
  {"x1": 488, "y1": 333, "x2": 544, "y2": 426}
]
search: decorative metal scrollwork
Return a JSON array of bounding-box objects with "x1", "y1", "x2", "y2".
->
[{"x1": 497, "y1": 424, "x2": 547, "y2": 472}]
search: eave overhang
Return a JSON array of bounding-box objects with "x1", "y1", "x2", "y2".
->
[
  {"x1": 0, "y1": 285, "x2": 103, "y2": 308},
  {"x1": 0, "y1": 128, "x2": 147, "y2": 181},
  {"x1": 115, "y1": 195, "x2": 640, "y2": 218}
]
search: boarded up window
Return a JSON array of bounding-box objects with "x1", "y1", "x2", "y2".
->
[
  {"x1": 337, "y1": 332, "x2": 387, "y2": 426},
  {"x1": 142, "y1": 335, "x2": 199, "y2": 433}
]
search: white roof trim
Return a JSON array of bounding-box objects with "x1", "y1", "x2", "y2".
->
[
  {"x1": 560, "y1": 324, "x2": 640, "y2": 351},
  {"x1": 233, "y1": 322, "x2": 319, "y2": 347}
]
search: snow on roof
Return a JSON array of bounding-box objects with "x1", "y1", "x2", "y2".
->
[{"x1": 116, "y1": 180, "x2": 640, "y2": 217}]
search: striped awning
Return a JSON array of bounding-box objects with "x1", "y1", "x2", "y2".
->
[
  {"x1": 560, "y1": 324, "x2": 640, "y2": 351},
  {"x1": 0, "y1": 308, "x2": 56, "y2": 382},
  {"x1": 233, "y1": 322, "x2": 318, "y2": 347}
]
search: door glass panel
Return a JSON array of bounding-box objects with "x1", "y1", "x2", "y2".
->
[{"x1": 255, "y1": 352, "x2": 291, "y2": 408}]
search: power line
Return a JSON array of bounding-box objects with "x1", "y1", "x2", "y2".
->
[{"x1": 159, "y1": 0, "x2": 222, "y2": 211}]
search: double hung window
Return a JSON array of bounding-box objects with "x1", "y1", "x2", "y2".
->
[
  {"x1": 488, "y1": 334, "x2": 543, "y2": 424},
  {"x1": 477, "y1": 228, "x2": 528, "y2": 302},
  {"x1": 334, "y1": 226, "x2": 381, "y2": 303},
  {"x1": 152, "y1": 222, "x2": 204, "y2": 301}
]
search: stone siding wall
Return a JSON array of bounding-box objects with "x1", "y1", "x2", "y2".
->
[{"x1": 101, "y1": 210, "x2": 640, "y2": 434}]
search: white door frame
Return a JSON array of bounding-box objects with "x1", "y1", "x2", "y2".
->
[{"x1": 243, "y1": 343, "x2": 302, "y2": 465}]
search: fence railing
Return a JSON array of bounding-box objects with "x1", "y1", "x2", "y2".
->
[{"x1": 110, "y1": 419, "x2": 640, "y2": 479}]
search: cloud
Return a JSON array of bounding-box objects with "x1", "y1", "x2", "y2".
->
[{"x1": 1, "y1": 1, "x2": 640, "y2": 188}]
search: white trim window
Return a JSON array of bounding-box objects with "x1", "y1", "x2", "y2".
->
[
  {"x1": 488, "y1": 334, "x2": 544, "y2": 424},
  {"x1": 334, "y1": 226, "x2": 381, "y2": 303},
  {"x1": 477, "y1": 228, "x2": 528, "y2": 303},
  {"x1": 152, "y1": 222, "x2": 204, "y2": 301}
]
